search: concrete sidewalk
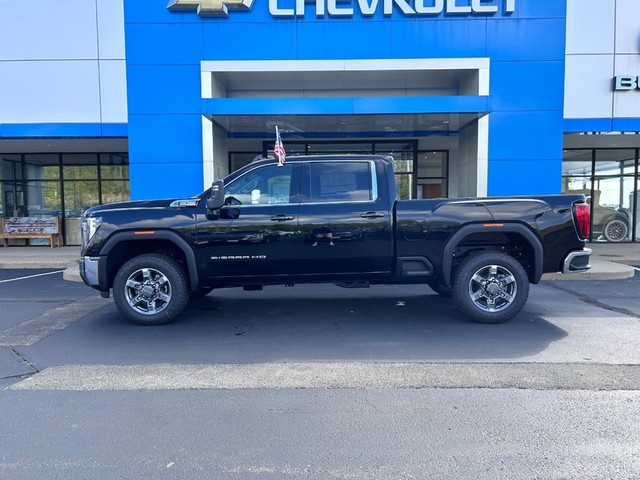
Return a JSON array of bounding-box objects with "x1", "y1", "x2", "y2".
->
[
  {"x1": 0, "y1": 243, "x2": 637, "y2": 282},
  {"x1": 0, "y1": 246, "x2": 80, "y2": 270}
]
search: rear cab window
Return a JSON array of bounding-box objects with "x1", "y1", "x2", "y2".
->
[{"x1": 303, "y1": 161, "x2": 377, "y2": 204}]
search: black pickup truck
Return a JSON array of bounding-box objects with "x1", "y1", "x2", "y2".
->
[{"x1": 80, "y1": 155, "x2": 592, "y2": 325}]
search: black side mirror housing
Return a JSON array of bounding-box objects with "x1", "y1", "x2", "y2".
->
[
  {"x1": 206, "y1": 180, "x2": 225, "y2": 211},
  {"x1": 205, "y1": 180, "x2": 225, "y2": 220}
]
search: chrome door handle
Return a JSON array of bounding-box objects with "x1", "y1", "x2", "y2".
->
[
  {"x1": 270, "y1": 215, "x2": 295, "y2": 222},
  {"x1": 360, "y1": 212, "x2": 385, "y2": 219}
]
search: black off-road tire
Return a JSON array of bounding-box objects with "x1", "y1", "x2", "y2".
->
[
  {"x1": 113, "y1": 254, "x2": 190, "y2": 326},
  {"x1": 452, "y1": 251, "x2": 529, "y2": 324},
  {"x1": 427, "y1": 282, "x2": 453, "y2": 297}
]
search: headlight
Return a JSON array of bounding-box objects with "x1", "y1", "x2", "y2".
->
[{"x1": 81, "y1": 217, "x2": 102, "y2": 247}]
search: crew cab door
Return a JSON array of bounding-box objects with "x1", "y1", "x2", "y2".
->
[
  {"x1": 195, "y1": 163, "x2": 301, "y2": 280},
  {"x1": 296, "y1": 160, "x2": 393, "y2": 276}
]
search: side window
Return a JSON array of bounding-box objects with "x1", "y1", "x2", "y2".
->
[
  {"x1": 224, "y1": 164, "x2": 293, "y2": 205},
  {"x1": 308, "y1": 162, "x2": 374, "y2": 203}
]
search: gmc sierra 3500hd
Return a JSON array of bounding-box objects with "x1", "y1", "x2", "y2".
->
[{"x1": 80, "y1": 155, "x2": 592, "y2": 326}]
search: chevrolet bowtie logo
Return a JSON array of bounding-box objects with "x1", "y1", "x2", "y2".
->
[{"x1": 167, "y1": 0, "x2": 254, "y2": 16}]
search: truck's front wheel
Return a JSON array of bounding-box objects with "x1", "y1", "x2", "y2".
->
[
  {"x1": 452, "y1": 251, "x2": 529, "y2": 324},
  {"x1": 113, "y1": 254, "x2": 190, "y2": 326}
]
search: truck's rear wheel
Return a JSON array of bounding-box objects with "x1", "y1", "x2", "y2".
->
[
  {"x1": 113, "y1": 254, "x2": 189, "y2": 326},
  {"x1": 452, "y1": 251, "x2": 529, "y2": 324}
]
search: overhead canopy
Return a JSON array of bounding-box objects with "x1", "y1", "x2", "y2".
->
[
  {"x1": 201, "y1": 59, "x2": 491, "y2": 138},
  {"x1": 206, "y1": 111, "x2": 489, "y2": 138}
]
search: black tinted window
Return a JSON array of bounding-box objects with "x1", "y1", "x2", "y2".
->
[{"x1": 308, "y1": 162, "x2": 373, "y2": 203}]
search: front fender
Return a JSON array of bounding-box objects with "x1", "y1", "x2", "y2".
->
[{"x1": 100, "y1": 230, "x2": 200, "y2": 291}]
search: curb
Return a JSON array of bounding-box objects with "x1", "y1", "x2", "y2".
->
[
  {"x1": 541, "y1": 258, "x2": 635, "y2": 281},
  {"x1": 63, "y1": 262, "x2": 82, "y2": 283}
]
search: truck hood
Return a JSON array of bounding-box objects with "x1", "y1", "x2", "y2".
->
[{"x1": 84, "y1": 198, "x2": 197, "y2": 216}]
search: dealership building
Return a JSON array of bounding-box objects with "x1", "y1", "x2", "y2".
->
[{"x1": 1, "y1": 0, "x2": 639, "y2": 244}]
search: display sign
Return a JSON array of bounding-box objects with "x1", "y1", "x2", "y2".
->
[
  {"x1": 614, "y1": 76, "x2": 640, "y2": 91},
  {"x1": 3, "y1": 216, "x2": 59, "y2": 235},
  {"x1": 168, "y1": 0, "x2": 515, "y2": 17}
]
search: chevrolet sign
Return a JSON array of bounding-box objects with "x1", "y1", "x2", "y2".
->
[{"x1": 168, "y1": 0, "x2": 516, "y2": 17}]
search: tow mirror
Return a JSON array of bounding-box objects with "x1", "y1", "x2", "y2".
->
[{"x1": 206, "y1": 180, "x2": 225, "y2": 211}]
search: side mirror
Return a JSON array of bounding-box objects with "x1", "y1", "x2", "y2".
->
[{"x1": 206, "y1": 180, "x2": 225, "y2": 211}]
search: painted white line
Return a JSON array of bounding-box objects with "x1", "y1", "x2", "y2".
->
[
  {"x1": 0, "y1": 270, "x2": 65, "y2": 284},
  {"x1": 0, "y1": 296, "x2": 111, "y2": 347},
  {"x1": 632, "y1": 266, "x2": 640, "y2": 272}
]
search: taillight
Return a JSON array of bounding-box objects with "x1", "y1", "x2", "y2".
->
[{"x1": 574, "y1": 203, "x2": 590, "y2": 240}]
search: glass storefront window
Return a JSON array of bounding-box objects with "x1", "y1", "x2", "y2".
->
[
  {"x1": 230, "y1": 153, "x2": 257, "y2": 172},
  {"x1": 100, "y1": 154, "x2": 129, "y2": 180},
  {"x1": 62, "y1": 154, "x2": 98, "y2": 180},
  {"x1": 2, "y1": 182, "x2": 26, "y2": 217},
  {"x1": 26, "y1": 181, "x2": 61, "y2": 216},
  {"x1": 309, "y1": 143, "x2": 372, "y2": 153},
  {"x1": 563, "y1": 148, "x2": 639, "y2": 243},
  {"x1": 392, "y1": 159, "x2": 412, "y2": 174},
  {"x1": 590, "y1": 176, "x2": 635, "y2": 243},
  {"x1": 562, "y1": 149, "x2": 592, "y2": 176},
  {"x1": 64, "y1": 181, "x2": 100, "y2": 217},
  {"x1": 562, "y1": 176, "x2": 592, "y2": 193},
  {"x1": 24, "y1": 154, "x2": 60, "y2": 180},
  {"x1": 417, "y1": 152, "x2": 447, "y2": 177},
  {"x1": 395, "y1": 174, "x2": 412, "y2": 200},
  {"x1": 417, "y1": 178, "x2": 447, "y2": 199},
  {"x1": 1, "y1": 152, "x2": 129, "y2": 245},
  {"x1": 1, "y1": 154, "x2": 23, "y2": 181},
  {"x1": 375, "y1": 143, "x2": 413, "y2": 155},
  {"x1": 595, "y1": 150, "x2": 636, "y2": 175},
  {"x1": 101, "y1": 180, "x2": 130, "y2": 204},
  {"x1": 63, "y1": 165, "x2": 98, "y2": 181}
]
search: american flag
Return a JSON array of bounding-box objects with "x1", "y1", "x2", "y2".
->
[{"x1": 274, "y1": 126, "x2": 286, "y2": 167}]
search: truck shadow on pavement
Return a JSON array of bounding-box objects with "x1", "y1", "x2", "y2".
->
[{"x1": 45, "y1": 284, "x2": 573, "y2": 365}]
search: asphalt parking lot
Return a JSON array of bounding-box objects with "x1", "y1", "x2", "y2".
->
[
  {"x1": 1, "y1": 270, "x2": 640, "y2": 478},
  {"x1": 1, "y1": 269, "x2": 640, "y2": 371}
]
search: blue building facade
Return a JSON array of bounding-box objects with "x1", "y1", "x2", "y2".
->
[{"x1": 123, "y1": 0, "x2": 567, "y2": 200}]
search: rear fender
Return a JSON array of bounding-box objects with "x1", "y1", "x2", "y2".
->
[{"x1": 441, "y1": 223, "x2": 544, "y2": 286}]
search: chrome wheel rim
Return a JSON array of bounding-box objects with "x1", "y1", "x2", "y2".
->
[
  {"x1": 468, "y1": 264, "x2": 517, "y2": 313},
  {"x1": 124, "y1": 268, "x2": 172, "y2": 315},
  {"x1": 605, "y1": 220, "x2": 627, "y2": 242}
]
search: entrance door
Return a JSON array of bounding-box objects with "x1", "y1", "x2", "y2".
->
[{"x1": 195, "y1": 163, "x2": 302, "y2": 280}]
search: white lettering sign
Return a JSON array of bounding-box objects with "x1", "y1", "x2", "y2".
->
[
  {"x1": 168, "y1": 0, "x2": 515, "y2": 17},
  {"x1": 614, "y1": 76, "x2": 640, "y2": 91}
]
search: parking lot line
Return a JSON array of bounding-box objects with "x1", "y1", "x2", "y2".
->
[
  {"x1": 0, "y1": 270, "x2": 65, "y2": 284},
  {"x1": 0, "y1": 296, "x2": 112, "y2": 347}
]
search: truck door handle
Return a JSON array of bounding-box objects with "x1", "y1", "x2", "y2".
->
[
  {"x1": 360, "y1": 212, "x2": 385, "y2": 219},
  {"x1": 270, "y1": 215, "x2": 295, "y2": 222}
]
